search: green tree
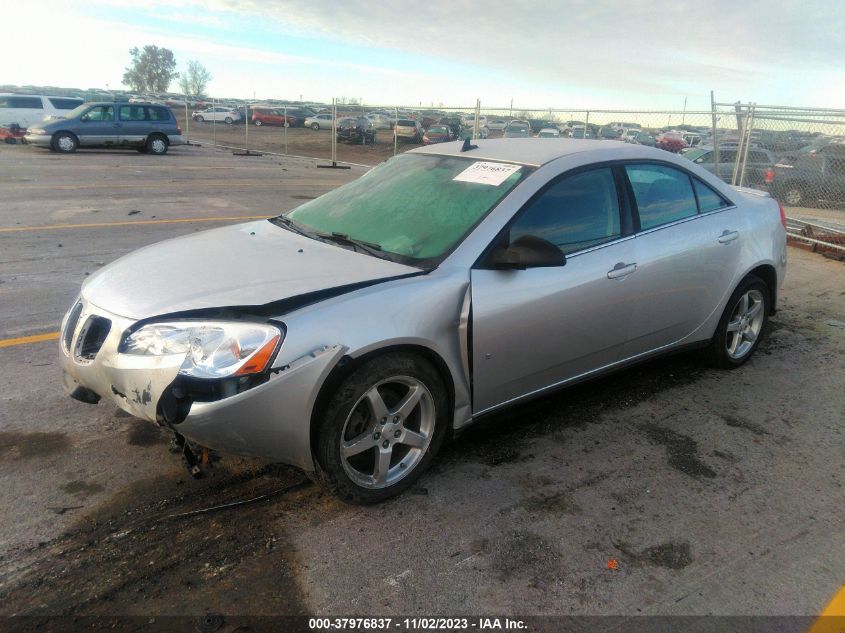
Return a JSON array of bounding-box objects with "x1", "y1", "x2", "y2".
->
[
  {"x1": 122, "y1": 46, "x2": 178, "y2": 93},
  {"x1": 178, "y1": 60, "x2": 213, "y2": 97}
]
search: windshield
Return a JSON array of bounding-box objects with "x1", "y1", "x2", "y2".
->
[
  {"x1": 427, "y1": 126, "x2": 448, "y2": 134},
  {"x1": 285, "y1": 153, "x2": 531, "y2": 266},
  {"x1": 62, "y1": 103, "x2": 92, "y2": 120},
  {"x1": 683, "y1": 148, "x2": 709, "y2": 162}
]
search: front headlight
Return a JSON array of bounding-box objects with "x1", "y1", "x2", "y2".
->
[{"x1": 120, "y1": 321, "x2": 282, "y2": 379}]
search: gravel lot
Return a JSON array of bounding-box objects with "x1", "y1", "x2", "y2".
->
[{"x1": 0, "y1": 142, "x2": 843, "y2": 624}]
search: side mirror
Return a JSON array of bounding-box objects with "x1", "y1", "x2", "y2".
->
[
  {"x1": 80, "y1": 114, "x2": 90, "y2": 122},
  {"x1": 488, "y1": 235, "x2": 566, "y2": 270}
]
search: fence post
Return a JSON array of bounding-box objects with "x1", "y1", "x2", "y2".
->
[
  {"x1": 244, "y1": 98, "x2": 249, "y2": 153},
  {"x1": 212, "y1": 97, "x2": 216, "y2": 149},
  {"x1": 284, "y1": 104, "x2": 288, "y2": 155},
  {"x1": 738, "y1": 103, "x2": 756, "y2": 188},
  {"x1": 332, "y1": 98, "x2": 337, "y2": 165},
  {"x1": 394, "y1": 106, "x2": 398, "y2": 156},
  {"x1": 184, "y1": 98, "x2": 190, "y2": 144},
  {"x1": 710, "y1": 90, "x2": 719, "y2": 177},
  {"x1": 731, "y1": 103, "x2": 750, "y2": 186},
  {"x1": 585, "y1": 110, "x2": 590, "y2": 137},
  {"x1": 473, "y1": 99, "x2": 481, "y2": 140}
]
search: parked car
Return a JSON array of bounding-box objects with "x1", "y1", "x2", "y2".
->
[
  {"x1": 537, "y1": 128, "x2": 561, "y2": 138},
  {"x1": 770, "y1": 146, "x2": 845, "y2": 207},
  {"x1": 336, "y1": 117, "x2": 376, "y2": 144},
  {"x1": 682, "y1": 147, "x2": 776, "y2": 186},
  {"x1": 503, "y1": 121, "x2": 531, "y2": 138},
  {"x1": 568, "y1": 125, "x2": 594, "y2": 139},
  {"x1": 529, "y1": 119, "x2": 558, "y2": 133},
  {"x1": 366, "y1": 113, "x2": 394, "y2": 130},
  {"x1": 439, "y1": 116, "x2": 462, "y2": 138},
  {"x1": 25, "y1": 102, "x2": 184, "y2": 154},
  {"x1": 422, "y1": 125, "x2": 454, "y2": 144},
  {"x1": 394, "y1": 119, "x2": 424, "y2": 143},
  {"x1": 58, "y1": 139, "x2": 786, "y2": 502},
  {"x1": 0, "y1": 93, "x2": 84, "y2": 127},
  {"x1": 251, "y1": 107, "x2": 296, "y2": 127},
  {"x1": 304, "y1": 113, "x2": 335, "y2": 130},
  {"x1": 628, "y1": 131, "x2": 656, "y2": 147},
  {"x1": 192, "y1": 106, "x2": 240, "y2": 124},
  {"x1": 597, "y1": 127, "x2": 622, "y2": 140},
  {"x1": 487, "y1": 118, "x2": 508, "y2": 131},
  {"x1": 656, "y1": 131, "x2": 688, "y2": 153}
]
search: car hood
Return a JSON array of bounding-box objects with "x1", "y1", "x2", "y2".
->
[{"x1": 81, "y1": 220, "x2": 420, "y2": 320}]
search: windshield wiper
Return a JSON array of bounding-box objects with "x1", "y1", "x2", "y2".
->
[
  {"x1": 317, "y1": 232, "x2": 388, "y2": 259},
  {"x1": 269, "y1": 215, "x2": 315, "y2": 239}
]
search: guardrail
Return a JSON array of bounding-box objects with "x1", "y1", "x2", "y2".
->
[{"x1": 785, "y1": 217, "x2": 845, "y2": 257}]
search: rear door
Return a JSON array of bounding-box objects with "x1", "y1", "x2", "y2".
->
[
  {"x1": 470, "y1": 166, "x2": 640, "y2": 413},
  {"x1": 621, "y1": 163, "x2": 741, "y2": 358},
  {"x1": 117, "y1": 104, "x2": 149, "y2": 146}
]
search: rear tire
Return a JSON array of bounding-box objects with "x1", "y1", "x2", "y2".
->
[
  {"x1": 52, "y1": 132, "x2": 78, "y2": 153},
  {"x1": 705, "y1": 275, "x2": 770, "y2": 369},
  {"x1": 195, "y1": 115, "x2": 204, "y2": 123},
  {"x1": 224, "y1": 117, "x2": 233, "y2": 124},
  {"x1": 146, "y1": 134, "x2": 168, "y2": 155},
  {"x1": 314, "y1": 352, "x2": 448, "y2": 504},
  {"x1": 255, "y1": 119, "x2": 263, "y2": 126}
]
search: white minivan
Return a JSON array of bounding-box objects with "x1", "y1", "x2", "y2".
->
[{"x1": 0, "y1": 94, "x2": 85, "y2": 127}]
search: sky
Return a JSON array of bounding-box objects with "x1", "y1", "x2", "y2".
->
[{"x1": 4, "y1": 0, "x2": 844, "y2": 111}]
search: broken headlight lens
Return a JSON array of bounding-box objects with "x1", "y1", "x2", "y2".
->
[{"x1": 120, "y1": 321, "x2": 282, "y2": 378}]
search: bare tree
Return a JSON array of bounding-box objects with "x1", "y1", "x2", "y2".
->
[
  {"x1": 123, "y1": 46, "x2": 178, "y2": 93},
  {"x1": 178, "y1": 60, "x2": 213, "y2": 97}
]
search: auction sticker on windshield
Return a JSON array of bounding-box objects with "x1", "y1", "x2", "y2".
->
[{"x1": 453, "y1": 161, "x2": 522, "y2": 186}]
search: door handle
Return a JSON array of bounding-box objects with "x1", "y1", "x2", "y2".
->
[
  {"x1": 607, "y1": 262, "x2": 637, "y2": 279},
  {"x1": 718, "y1": 230, "x2": 739, "y2": 244}
]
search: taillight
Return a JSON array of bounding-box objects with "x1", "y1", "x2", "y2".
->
[
  {"x1": 778, "y1": 199, "x2": 787, "y2": 229},
  {"x1": 177, "y1": 127, "x2": 182, "y2": 135},
  {"x1": 764, "y1": 169, "x2": 774, "y2": 184}
]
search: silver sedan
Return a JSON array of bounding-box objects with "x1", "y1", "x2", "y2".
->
[{"x1": 60, "y1": 139, "x2": 787, "y2": 502}]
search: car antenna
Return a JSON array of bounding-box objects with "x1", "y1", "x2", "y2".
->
[{"x1": 461, "y1": 137, "x2": 478, "y2": 152}]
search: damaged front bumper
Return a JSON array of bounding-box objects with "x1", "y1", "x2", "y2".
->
[{"x1": 60, "y1": 298, "x2": 346, "y2": 472}]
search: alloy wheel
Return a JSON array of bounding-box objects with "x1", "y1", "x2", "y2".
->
[
  {"x1": 726, "y1": 289, "x2": 765, "y2": 360},
  {"x1": 339, "y1": 376, "x2": 435, "y2": 489}
]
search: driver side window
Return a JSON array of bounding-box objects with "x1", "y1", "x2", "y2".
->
[{"x1": 510, "y1": 168, "x2": 622, "y2": 255}]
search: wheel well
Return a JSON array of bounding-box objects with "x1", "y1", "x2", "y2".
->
[
  {"x1": 746, "y1": 264, "x2": 778, "y2": 314},
  {"x1": 309, "y1": 344, "x2": 456, "y2": 458},
  {"x1": 53, "y1": 130, "x2": 77, "y2": 141}
]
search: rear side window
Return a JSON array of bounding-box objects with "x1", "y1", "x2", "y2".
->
[
  {"x1": 48, "y1": 97, "x2": 83, "y2": 110},
  {"x1": 147, "y1": 107, "x2": 170, "y2": 121},
  {"x1": 626, "y1": 164, "x2": 698, "y2": 230},
  {"x1": 6, "y1": 96, "x2": 43, "y2": 109},
  {"x1": 693, "y1": 179, "x2": 730, "y2": 213},
  {"x1": 119, "y1": 105, "x2": 147, "y2": 121},
  {"x1": 510, "y1": 168, "x2": 622, "y2": 255}
]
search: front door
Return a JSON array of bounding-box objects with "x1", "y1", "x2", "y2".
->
[
  {"x1": 470, "y1": 166, "x2": 639, "y2": 413},
  {"x1": 77, "y1": 105, "x2": 117, "y2": 145}
]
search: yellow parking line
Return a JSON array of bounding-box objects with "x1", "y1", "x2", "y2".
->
[
  {"x1": 807, "y1": 584, "x2": 845, "y2": 633},
  {"x1": 0, "y1": 332, "x2": 60, "y2": 348},
  {"x1": 0, "y1": 215, "x2": 273, "y2": 233}
]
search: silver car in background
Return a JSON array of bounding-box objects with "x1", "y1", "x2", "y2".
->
[{"x1": 60, "y1": 139, "x2": 787, "y2": 502}]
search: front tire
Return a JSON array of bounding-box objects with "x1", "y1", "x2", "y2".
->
[
  {"x1": 195, "y1": 115, "x2": 204, "y2": 123},
  {"x1": 52, "y1": 132, "x2": 78, "y2": 153},
  {"x1": 314, "y1": 353, "x2": 448, "y2": 503},
  {"x1": 705, "y1": 275, "x2": 770, "y2": 368},
  {"x1": 224, "y1": 117, "x2": 233, "y2": 124},
  {"x1": 311, "y1": 122, "x2": 320, "y2": 130},
  {"x1": 255, "y1": 119, "x2": 263, "y2": 126}
]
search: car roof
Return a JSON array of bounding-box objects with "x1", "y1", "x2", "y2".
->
[{"x1": 410, "y1": 138, "x2": 664, "y2": 167}]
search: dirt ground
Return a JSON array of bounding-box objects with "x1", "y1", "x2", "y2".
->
[{"x1": 0, "y1": 143, "x2": 843, "y2": 627}]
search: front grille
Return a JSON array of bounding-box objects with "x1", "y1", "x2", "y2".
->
[
  {"x1": 74, "y1": 315, "x2": 111, "y2": 361},
  {"x1": 62, "y1": 302, "x2": 84, "y2": 353}
]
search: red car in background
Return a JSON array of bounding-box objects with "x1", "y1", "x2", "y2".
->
[
  {"x1": 656, "y1": 131, "x2": 688, "y2": 153},
  {"x1": 252, "y1": 107, "x2": 297, "y2": 127},
  {"x1": 422, "y1": 125, "x2": 454, "y2": 145}
]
